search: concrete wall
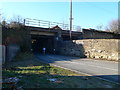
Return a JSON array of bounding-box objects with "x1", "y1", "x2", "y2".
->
[
  {"x1": 6, "y1": 44, "x2": 20, "y2": 61},
  {"x1": 2, "y1": 26, "x2": 31, "y2": 52},
  {"x1": 0, "y1": 45, "x2": 6, "y2": 64},
  {"x1": 59, "y1": 39, "x2": 120, "y2": 61}
]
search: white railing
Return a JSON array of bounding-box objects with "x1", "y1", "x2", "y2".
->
[{"x1": 24, "y1": 18, "x2": 81, "y2": 32}]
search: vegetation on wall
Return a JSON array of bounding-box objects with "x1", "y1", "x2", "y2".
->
[
  {"x1": 2, "y1": 26, "x2": 31, "y2": 52},
  {"x1": 1, "y1": 14, "x2": 31, "y2": 52}
]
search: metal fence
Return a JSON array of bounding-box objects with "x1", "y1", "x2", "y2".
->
[{"x1": 24, "y1": 18, "x2": 81, "y2": 32}]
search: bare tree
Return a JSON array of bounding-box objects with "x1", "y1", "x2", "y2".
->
[
  {"x1": 10, "y1": 15, "x2": 23, "y2": 24},
  {"x1": 105, "y1": 19, "x2": 120, "y2": 34},
  {"x1": 96, "y1": 24, "x2": 103, "y2": 30},
  {"x1": 8, "y1": 15, "x2": 24, "y2": 28},
  {"x1": 0, "y1": 9, "x2": 7, "y2": 24}
]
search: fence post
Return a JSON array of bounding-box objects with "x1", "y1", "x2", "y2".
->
[
  {"x1": 23, "y1": 19, "x2": 26, "y2": 26},
  {"x1": 48, "y1": 21, "x2": 50, "y2": 28},
  {"x1": 38, "y1": 20, "x2": 40, "y2": 26},
  {"x1": 62, "y1": 23, "x2": 64, "y2": 30}
]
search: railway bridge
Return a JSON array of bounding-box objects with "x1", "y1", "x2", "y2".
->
[{"x1": 24, "y1": 18, "x2": 82, "y2": 53}]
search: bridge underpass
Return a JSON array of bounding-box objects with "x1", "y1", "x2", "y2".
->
[
  {"x1": 29, "y1": 26, "x2": 83, "y2": 54},
  {"x1": 26, "y1": 18, "x2": 83, "y2": 54},
  {"x1": 31, "y1": 35, "x2": 55, "y2": 54}
]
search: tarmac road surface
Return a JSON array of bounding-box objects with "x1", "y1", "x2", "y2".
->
[{"x1": 35, "y1": 54, "x2": 120, "y2": 84}]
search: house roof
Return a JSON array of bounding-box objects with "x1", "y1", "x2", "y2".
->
[{"x1": 51, "y1": 25, "x2": 62, "y2": 30}]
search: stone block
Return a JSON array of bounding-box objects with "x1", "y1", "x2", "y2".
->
[
  {"x1": 95, "y1": 56, "x2": 100, "y2": 59},
  {"x1": 59, "y1": 39, "x2": 120, "y2": 61}
]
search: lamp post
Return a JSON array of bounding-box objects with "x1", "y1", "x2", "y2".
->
[{"x1": 70, "y1": 0, "x2": 73, "y2": 40}]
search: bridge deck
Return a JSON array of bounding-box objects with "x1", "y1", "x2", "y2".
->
[{"x1": 27, "y1": 26, "x2": 82, "y2": 36}]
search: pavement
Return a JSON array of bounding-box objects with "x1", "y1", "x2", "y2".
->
[{"x1": 35, "y1": 54, "x2": 120, "y2": 84}]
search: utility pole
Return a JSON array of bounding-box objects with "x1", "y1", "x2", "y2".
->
[{"x1": 70, "y1": 0, "x2": 73, "y2": 40}]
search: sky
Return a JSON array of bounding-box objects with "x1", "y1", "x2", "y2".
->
[{"x1": 0, "y1": 2, "x2": 118, "y2": 30}]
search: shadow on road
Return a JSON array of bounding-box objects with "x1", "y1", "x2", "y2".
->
[
  {"x1": 2, "y1": 59, "x2": 120, "y2": 88},
  {"x1": 34, "y1": 54, "x2": 120, "y2": 84}
]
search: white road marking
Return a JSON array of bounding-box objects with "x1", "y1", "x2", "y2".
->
[
  {"x1": 50, "y1": 64, "x2": 91, "y2": 76},
  {"x1": 37, "y1": 55, "x2": 120, "y2": 84},
  {"x1": 72, "y1": 62, "x2": 117, "y2": 71},
  {"x1": 47, "y1": 55, "x2": 118, "y2": 71},
  {"x1": 50, "y1": 63, "x2": 120, "y2": 85}
]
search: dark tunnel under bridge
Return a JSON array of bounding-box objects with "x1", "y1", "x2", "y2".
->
[{"x1": 31, "y1": 35, "x2": 56, "y2": 54}]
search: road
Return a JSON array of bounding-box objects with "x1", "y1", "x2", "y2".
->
[{"x1": 35, "y1": 54, "x2": 119, "y2": 84}]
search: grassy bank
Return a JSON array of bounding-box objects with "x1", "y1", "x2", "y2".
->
[{"x1": 2, "y1": 53, "x2": 119, "y2": 89}]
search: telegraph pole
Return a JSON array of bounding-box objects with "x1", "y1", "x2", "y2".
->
[{"x1": 70, "y1": 0, "x2": 73, "y2": 40}]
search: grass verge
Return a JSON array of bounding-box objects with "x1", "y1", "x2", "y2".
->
[{"x1": 2, "y1": 52, "x2": 120, "y2": 89}]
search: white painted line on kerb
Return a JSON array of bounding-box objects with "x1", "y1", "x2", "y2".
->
[
  {"x1": 50, "y1": 64, "x2": 120, "y2": 85},
  {"x1": 47, "y1": 56, "x2": 118, "y2": 71},
  {"x1": 50, "y1": 64, "x2": 91, "y2": 76},
  {"x1": 37, "y1": 55, "x2": 120, "y2": 85}
]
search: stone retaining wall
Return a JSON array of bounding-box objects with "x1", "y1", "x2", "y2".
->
[{"x1": 59, "y1": 39, "x2": 120, "y2": 61}]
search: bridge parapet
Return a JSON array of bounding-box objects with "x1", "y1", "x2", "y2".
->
[{"x1": 24, "y1": 18, "x2": 81, "y2": 32}]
